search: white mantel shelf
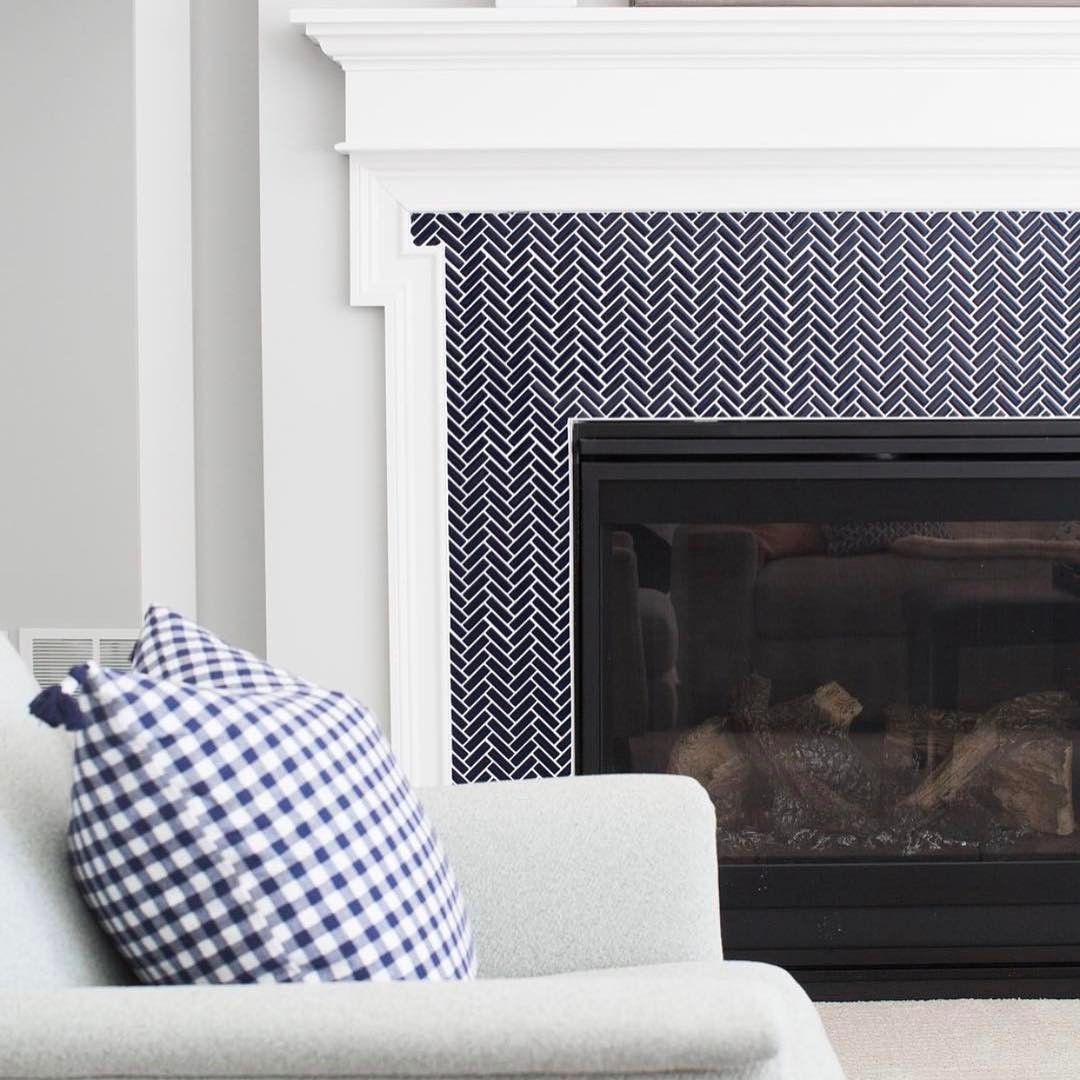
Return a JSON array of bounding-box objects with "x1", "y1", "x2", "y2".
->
[
  {"x1": 293, "y1": 7, "x2": 1080, "y2": 152},
  {"x1": 283, "y1": 5, "x2": 1080, "y2": 786}
]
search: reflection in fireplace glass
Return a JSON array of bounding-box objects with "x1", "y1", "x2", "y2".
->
[{"x1": 604, "y1": 519, "x2": 1080, "y2": 862}]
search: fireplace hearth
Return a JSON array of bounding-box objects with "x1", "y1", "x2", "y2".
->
[{"x1": 575, "y1": 419, "x2": 1080, "y2": 999}]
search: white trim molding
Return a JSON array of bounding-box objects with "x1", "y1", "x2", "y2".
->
[
  {"x1": 288, "y1": 6, "x2": 1080, "y2": 787},
  {"x1": 134, "y1": 0, "x2": 197, "y2": 618},
  {"x1": 353, "y1": 148, "x2": 1080, "y2": 214},
  {"x1": 349, "y1": 164, "x2": 452, "y2": 789}
]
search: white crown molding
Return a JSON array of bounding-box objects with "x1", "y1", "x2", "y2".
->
[
  {"x1": 293, "y1": 8, "x2": 1080, "y2": 153},
  {"x1": 285, "y1": 8, "x2": 1080, "y2": 787},
  {"x1": 293, "y1": 7, "x2": 1080, "y2": 70},
  {"x1": 495, "y1": 0, "x2": 578, "y2": 8}
]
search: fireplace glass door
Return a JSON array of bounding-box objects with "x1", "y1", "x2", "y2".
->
[{"x1": 577, "y1": 423, "x2": 1080, "y2": 865}]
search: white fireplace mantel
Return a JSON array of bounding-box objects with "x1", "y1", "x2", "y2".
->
[{"x1": 286, "y1": 5, "x2": 1080, "y2": 786}]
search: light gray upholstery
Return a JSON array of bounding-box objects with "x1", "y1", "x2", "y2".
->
[
  {"x1": 0, "y1": 640, "x2": 844, "y2": 1078},
  {"x1": 0, "y1": 637, "x2": 130, "y2": 988},
  {"x1": 0, "y1": 961, "x2": 844, "y2": 1080},
  {"x1": 755, "y1": 552, "x2": 1050, "y2": 639},
  {"x1": 671, "y1": 522, "x2": 1059, "y2": 724},
  {"x1": 671, "y1": 526, "x2": 758, "y2": 723},
  {"x1": 640, "y1": 587, "x2": 680, "y2": 730},
  {"x1": 419, "y1": 774, "x2": 723, "y2": 978},
  {"x1": 603, "y1": 538, "x2": 682, "y2": 746},
  {"x1": 604, "y1": 535, "x2": 651, "y2": 742}
]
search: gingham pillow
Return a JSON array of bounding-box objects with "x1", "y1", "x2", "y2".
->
[
  {"x1": 823, "y1": 520, "x2": 950, "y2": 556},
  {"x1": 30, "y1": 608, "x2": 476, "y2": 985}
]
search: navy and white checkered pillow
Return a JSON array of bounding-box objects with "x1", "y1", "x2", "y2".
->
[
  {"x1": 823, "y1": 520, "x2": 951, "y2": 556},
  {"x1": 30, "y1": 607, "x2": 476, "y2": 985}
]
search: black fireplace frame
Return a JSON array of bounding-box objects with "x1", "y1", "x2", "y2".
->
[{"x1": 573, "y1": 418, "x2": 1080, "y2": 1001}]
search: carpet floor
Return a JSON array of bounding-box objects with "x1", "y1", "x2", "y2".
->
[{"x1": 818, "y1": 999, "x2": 1080, "y2": 1080}]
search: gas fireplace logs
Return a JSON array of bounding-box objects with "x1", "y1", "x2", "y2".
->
[
  {"x1": 667, "y1": 678, "x2": 1079, "y2": 846},
  {"x1": 766, "y1": 680, "x2": 863, "y2": 734},
  {"x1": 898, "y1": 691, "x2": 1077, "y2": 836},
  {"x1": 883, "y1": 705, "x2": 979, "y2": 782},
  {"x1": 734, "y1": 674, "x2": 874, "y2": 835}
]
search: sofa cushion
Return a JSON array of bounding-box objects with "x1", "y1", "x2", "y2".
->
[
  {"x1": 750, "y1": 522, "x2": 825, "y2": 561},
  {"x1": 756, "y1": 553, "x2": 1053, "y2": 640},
  {"x1": 639, "y1": 588, "x2": 678, "y2": 678},
  {"x1": 0, "y1": 634, "x2": 129, "y2": 988},
  {"x1": 30, "y1": 609, "x2": 476, "y2": 985}
]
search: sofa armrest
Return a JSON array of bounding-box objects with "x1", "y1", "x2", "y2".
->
[
  {"x1": 671, "y1": 526, "x2": 760, "y2": 724},
  {"x1": 0, "y1": 964, "x2": 800, "y2": 1080},
  {"x1": 419, "y1": 774, "x2": 723, "y2": 978}
]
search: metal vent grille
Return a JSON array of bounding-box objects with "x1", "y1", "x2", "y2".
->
[
  {"x1": 99, "y1": 638, "x2": 137, "y2": 669},
  {"x1": 19, "y1": 629, "x2": 140, "y2": 687},
  {"x1": 25, "y1": 637, "x2": 94, "y2": 686}
]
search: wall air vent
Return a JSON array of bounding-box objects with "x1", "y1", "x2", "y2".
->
[{"x1": 18, "y1": 629, "x2": 140, "y2": 687}]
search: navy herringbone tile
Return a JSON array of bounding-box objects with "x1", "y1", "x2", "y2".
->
[{"x1": 411, "y1": 211, "x2": 1080, "y2": 783}]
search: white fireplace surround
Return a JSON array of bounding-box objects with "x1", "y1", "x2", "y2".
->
[{"x1": 285, "y1": 5, "x2": 1080, "y2": 786}]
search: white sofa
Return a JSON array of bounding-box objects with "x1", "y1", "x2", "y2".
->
[{"x1": 0, "y1": 638, "x2": 844, "y2": 1080}]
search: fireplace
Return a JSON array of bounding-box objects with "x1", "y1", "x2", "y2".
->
[{"x1": 575, "y1": 419, "x2": 1080, "y2": 999}]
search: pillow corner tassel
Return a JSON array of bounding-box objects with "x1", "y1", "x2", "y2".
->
[{"x1": 30, "y1": 664, "x2": 91, "y2": 731}]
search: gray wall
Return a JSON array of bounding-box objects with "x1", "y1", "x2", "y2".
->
[
  {"x1": 191, "y1": 0, "x2": 266, "y2": 656},
  {"x1": 258, "y1": 0, "x2": 390, "y2": 719},
  {"x1": 0, "y1": 0, "x2": 142, "y2": 641},
  {"x1": 1, "y1": 0, "x2": 267, "y2": 656},
  {"x1": 253, "y1": 0, "x2": 487, "y2": 720}
]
